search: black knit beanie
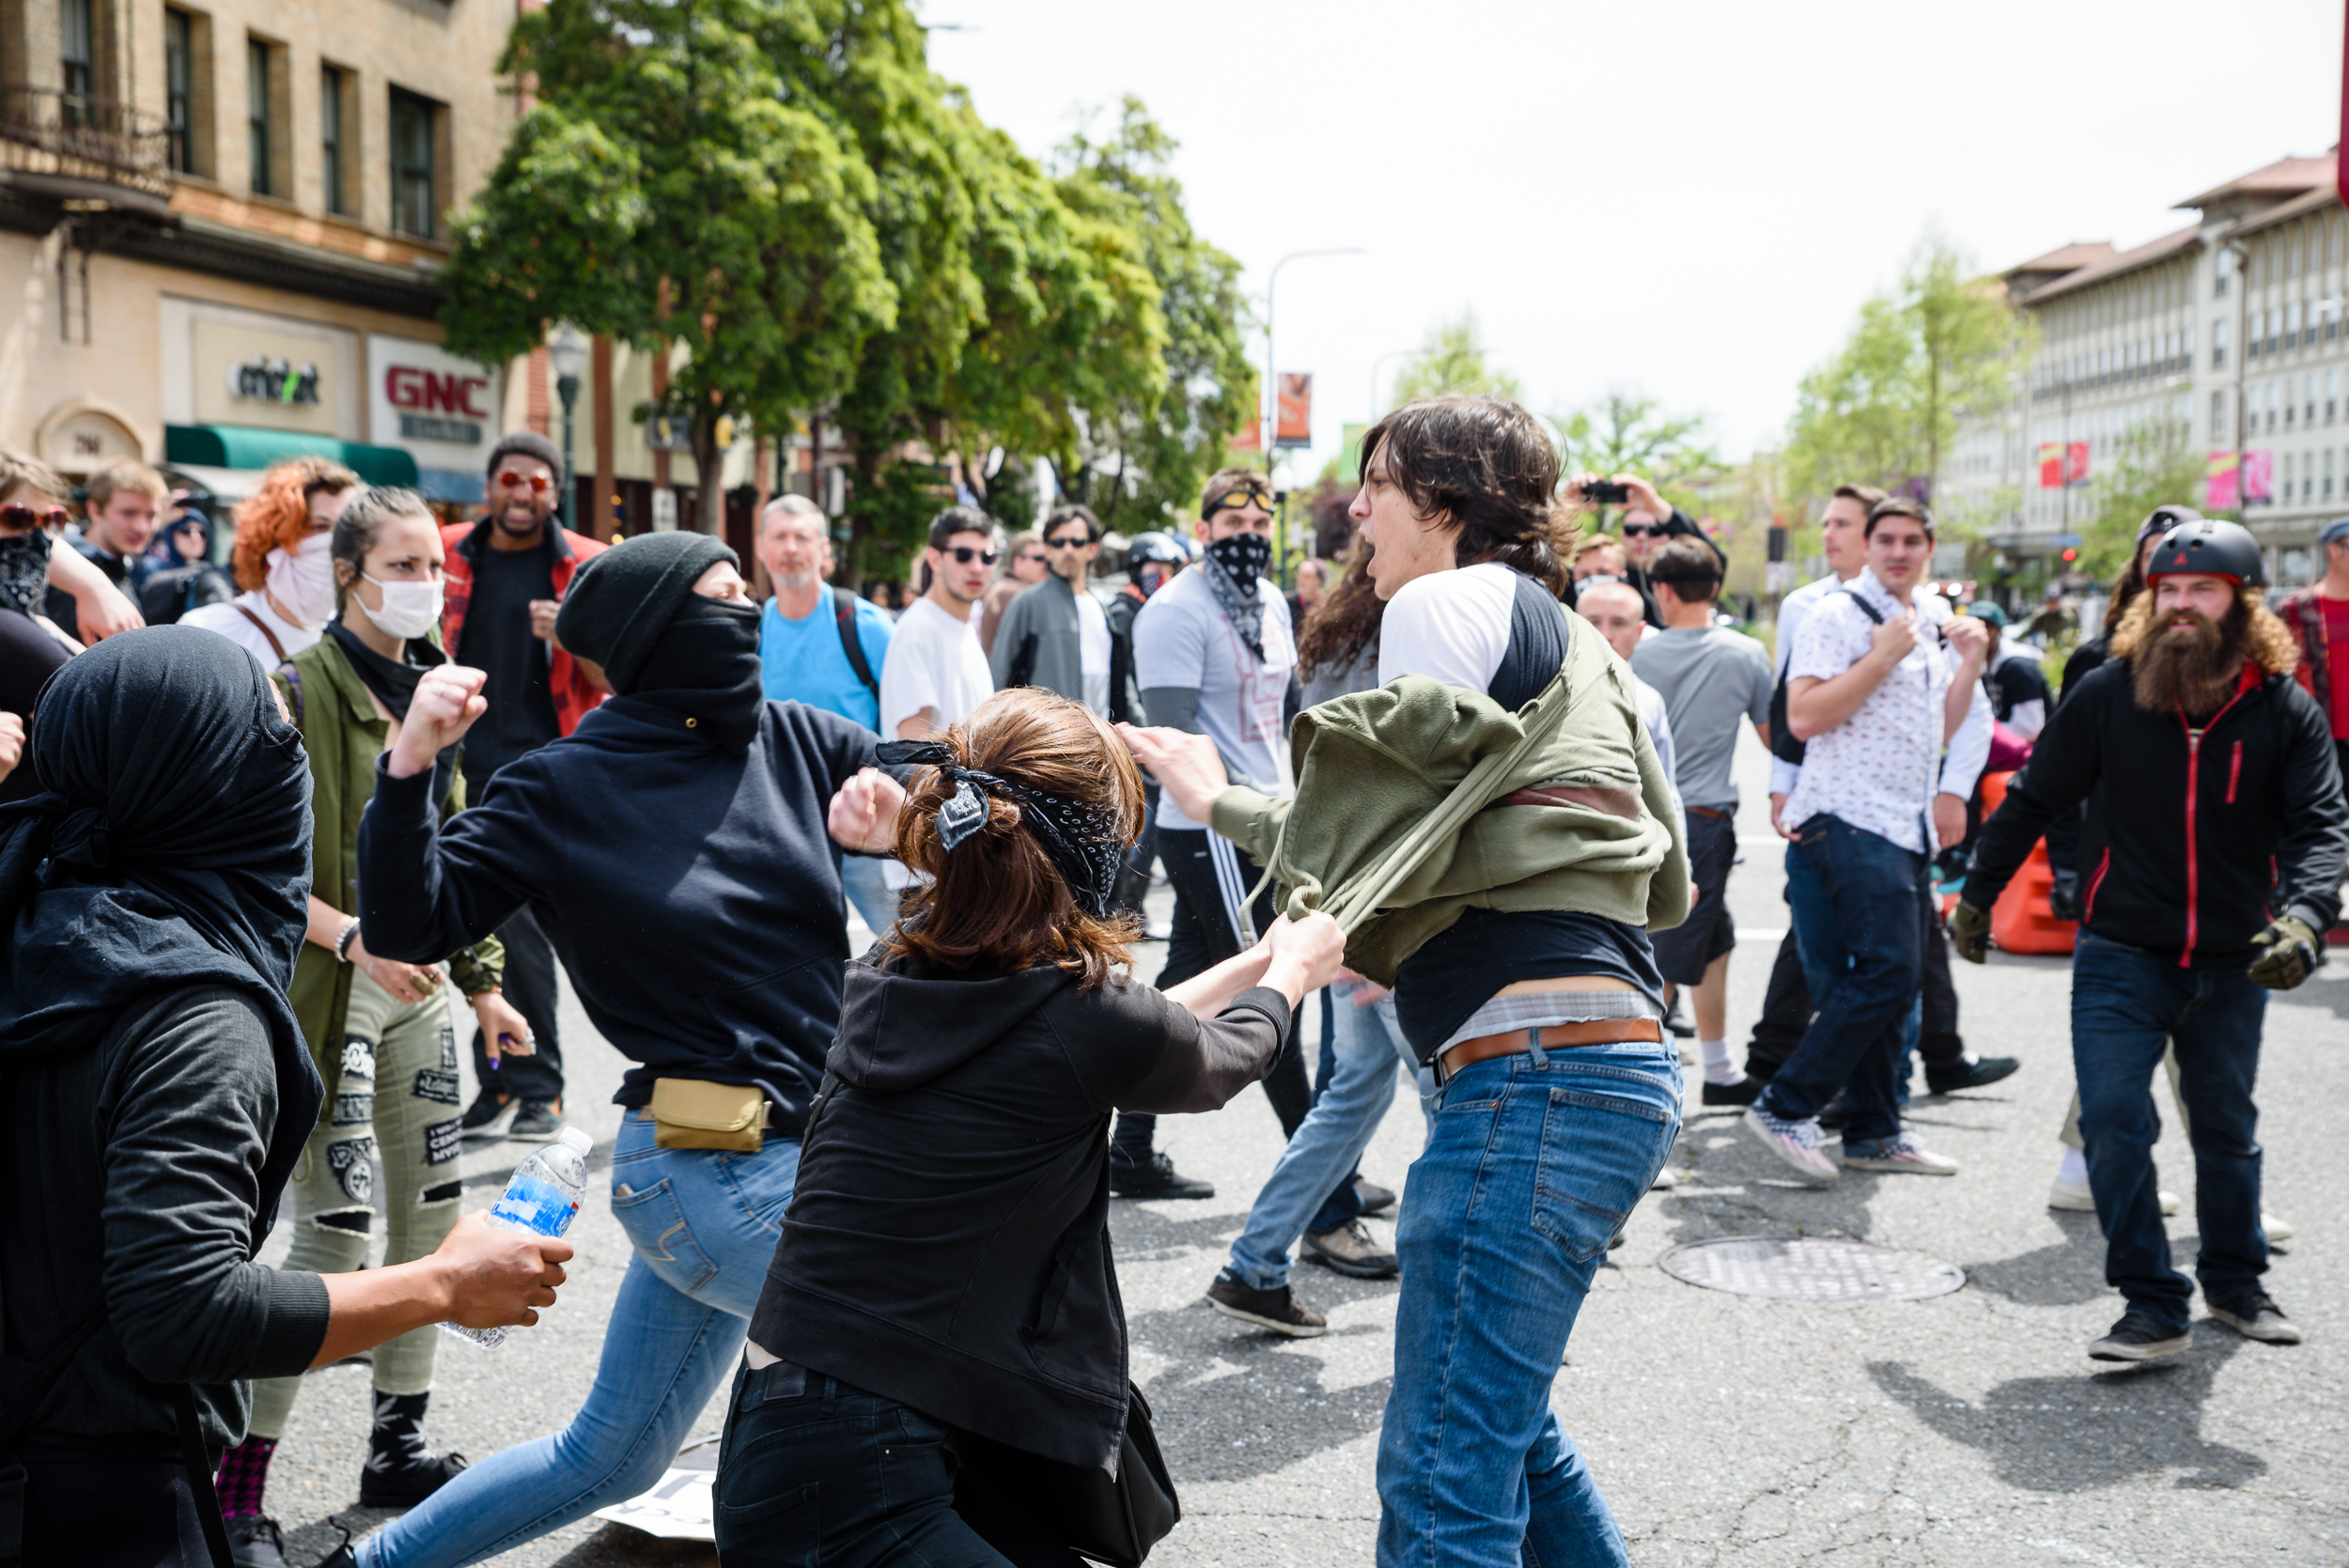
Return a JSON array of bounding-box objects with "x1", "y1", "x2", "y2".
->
[{"x1": 555, "y1": 532, "x2": 738, "y2": 694}]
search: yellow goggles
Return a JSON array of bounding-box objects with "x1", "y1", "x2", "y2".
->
[{"x1": 1205, "y1": 489, "x2": 1273, "y2": 517}]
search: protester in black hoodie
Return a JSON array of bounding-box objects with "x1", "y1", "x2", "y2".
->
[
  {"x1": 719, "y1": 687, "x2": 1344, "y2": 1568},
  {"x1": 343, "y1": 531, "x2": 893, "y2": 1568},
  {"x1": 0, "y1": 629, "x2": 564, "y2": 1567}
]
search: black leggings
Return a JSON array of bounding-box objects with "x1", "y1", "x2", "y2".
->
[{"x1": 1112, "y1": 829, "x2": 1309, "y2": 1159}]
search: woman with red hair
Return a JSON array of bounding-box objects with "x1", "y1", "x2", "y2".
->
[{"x1": 182, "y1": 456, "x2": 359, "y2": 667}]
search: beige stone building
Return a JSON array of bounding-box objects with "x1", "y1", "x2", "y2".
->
[{"x1": 1, "y1": 0, "x2": 757, "y2": 536}]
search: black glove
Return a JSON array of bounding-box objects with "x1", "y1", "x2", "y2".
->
[
  {"x1": 2046, "y1": 869, "x2": 2080, "y2": 924},
  {"x1": 1948, "y1": 901, "x2": 1992, "y2": 964},
  {"x1": 2247, "y1": 915, "x2": 2321, "y2": 991}
]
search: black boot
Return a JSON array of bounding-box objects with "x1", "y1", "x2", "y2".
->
[{"x1": 358, "y1": 1389, "x2": 468, "y2": 1508}]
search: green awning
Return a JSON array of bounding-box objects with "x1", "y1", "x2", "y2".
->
[{"x1": 165, "y1": 425, "x2": 419, "y2": 488}]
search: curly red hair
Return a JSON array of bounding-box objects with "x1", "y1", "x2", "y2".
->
[{"x1": 229, "y1": 457, "x2": 359, "y2": 591}]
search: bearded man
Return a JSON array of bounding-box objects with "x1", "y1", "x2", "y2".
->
[{"x1": 1953, "y1": 519, "x2": 2348, "y2": 1365}]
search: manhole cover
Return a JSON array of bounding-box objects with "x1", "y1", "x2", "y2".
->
[{"x1": 1657, "y1": 1234, "x2": 1965, "y2": 1302}]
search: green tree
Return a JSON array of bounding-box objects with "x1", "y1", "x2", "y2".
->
[
  {"x1": 1556, "y1": 391, "x2": 1721, "y2": 511},
  {"x1": 438, "y1": 0, "x2": 899, "y2": 536},
  {"x1": 2076, "y1": 414, "x2": 2220, "y2": 583},
  {"x1": 1783, "y1": 233, "x2": 2019, "y2": 520},
  {"x1": 1392, "y1": 312, "x2": 1523, "y2": 405}
]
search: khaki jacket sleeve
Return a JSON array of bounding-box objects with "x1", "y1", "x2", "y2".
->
[
  {"x1": 1207, "y1": 784, "x2": 1289, "y2": 866},
  {"x1": 1631, "y1": 696, "x2": 1691, "y2": 933}
]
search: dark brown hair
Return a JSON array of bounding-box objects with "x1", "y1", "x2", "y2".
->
[
  {"x1": 1297, "y1": 539, "x2": 1385, "y2": 681},
  {"x1": 1044, "y1": 504, "x2": 1101, "y2": 544},
  {"x1": 884, "y1": 689, "x2": 1143, "y2": 988},
  {"x1": 1864, "y1": 495, "x2": 1936, "y2": 541},
  {"x1": 1358, "y1": 396, "x2": 1573, "y2": 594},
  {"x1": 1198, "y1": 466, "x2": 1273, "y2": 520},
  {"x1": 1648, "y1": 537, "x2": 1722, "y2": 603}
]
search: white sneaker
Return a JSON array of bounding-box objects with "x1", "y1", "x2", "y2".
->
[
  {"x1": 1651, "y1": 1164, "x2": 1681, "y2": 1191},
  {"x1": 1743, "y1": 1107, "x2": 1839, "y2": 1187},
  {"x1": 2047, "y1": 1178, "x2": 2180, "y2": 1216},
  {"x1": 1843, "y1": 1135, "x2": 1960, "y2": 1176},
  {"x1": 2264, "y1": 1211, "x2": 2296, "y2": 1244}
]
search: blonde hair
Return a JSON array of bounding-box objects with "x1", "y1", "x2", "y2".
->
[
  {"x1": 0, "y1": 449, "x2": 70, "y2": 505},
  {"x1": 85, "y1": 459, "x2": 168, "y2": 512}
]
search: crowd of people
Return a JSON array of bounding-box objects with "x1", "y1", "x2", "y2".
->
[{"x1": 2, "y1": 390, "x2": 2344, "y2": 1568}]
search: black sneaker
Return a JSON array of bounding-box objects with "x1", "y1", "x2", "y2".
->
[
  {"x1": 2209, "y1": 1293, "x2": 2303, "y2": 1344},
  {"x1": 226, "y1": 1514, "x2": 288, "y2": 1568},
  {"x1": 1205, "y1": 1274, "x2": 1327, "y2": 1337},
  {"x1": 459, "y1": 1089, "x2": 518, "y2": 1141},
  {"x1": 1816, "y1": 1090, "x2": 1853, "y2": 1131},
  {"x1": 1925, "y1": 1054, "x2": 2022, "y2": 1095},
  {"x1": 505, "y1": 1098, "x2": 564, "y2": 1143},
  {"x1": 1109, "y1": 1149, "x2": 1214, "y2": 1200},
  {"x1": 2087, "y1": 1311, "x2": 2192, "y2": 1363},
  {"x1": 1353, "y1": 1176, "x2": 1397, "y2": 1216},
  {"x1": 1700, "y1": 1077, "x2": 1762, "y2": 1107}
]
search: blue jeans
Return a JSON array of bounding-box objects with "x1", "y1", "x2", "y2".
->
[
  {"x1": 2071, "y1": 932, "x2": 2270, "y2": 1330},
  {"x1": 1760, "y1": 815, "x2": 1928, "y2": 1147},
  {"x1": 360, "y1": 1114, "x2": 800, "y2": 1568},
  {"x1": 1376, "y1": 1040, "x2": 1680, "y2": 1568},
  {"x1": 1229, "y1": 983, "x2": 1419, "y2": 1290},
  {"x1": 838, "y1": 851, "x2": 898, "y2": 938},
  {"x1": 1783, "y1": 839, "x2": 1924, "y2": 1113}
]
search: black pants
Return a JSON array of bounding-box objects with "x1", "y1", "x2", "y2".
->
[
  {"x1": 715, "y1": 1361, "x2": 1083, "y2": 1568},
  {"x1": 464, "y1": 900, "x2": 565, "y2": 1103},
  {"x1": 1112, "y1": 829, "x2": 1309, "y2": 1160},
  {"x1": 17, "y1": 1457, "x2": 214, "y2": 1568},
  {"x1": 1746, "y1": 895, "x2": 1963, "y2": 1082}
]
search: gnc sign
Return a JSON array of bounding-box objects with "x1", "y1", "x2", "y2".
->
[
  {"x1": 386, "y1": 365, "x2": 490, "y2": 420},
  {"x1": 369, "y1": 334, "x2": 502, "y2": 473}
]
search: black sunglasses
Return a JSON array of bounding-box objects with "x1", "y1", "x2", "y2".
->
[
  {"x1": 941, "y1": 545, "x2": 1000, "y2": 566},
  {"x1": 1620, "y1": 523, "x2": 1667, "y2": 538},
  {"x1": 1046, "y1": 534, "x2": 1091, "y2": 550}
]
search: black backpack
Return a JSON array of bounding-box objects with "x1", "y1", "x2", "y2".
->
[
  {"x1": 832, "y1": 590, "x2": 879, "y2": 696},
  {"x1": 1768, "y1": 587, "x2": 1883, "y2": 767}
]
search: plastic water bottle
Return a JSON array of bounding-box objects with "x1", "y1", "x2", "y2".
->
[{"x1": 443, "y1": 1126, "x2": 593, "y2": 1350}]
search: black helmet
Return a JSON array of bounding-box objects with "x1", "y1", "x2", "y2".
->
[
  {"x1": 2135, "y1": 503, "x2": 2201, "y2": 546},
  {"x1": 2144, "y1": 519, "x2": 2266, "y2": 588},
  {"x1": 1124, "y1": 531, "x2": 1187, "y2": 568}
]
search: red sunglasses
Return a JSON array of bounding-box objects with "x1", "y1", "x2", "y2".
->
[
  {"x1": 496, "y1": 472, "x2": 552, "y2": 494},
  {"x1": 0, "y1": 504, "x2": 69, "y2": 533}
]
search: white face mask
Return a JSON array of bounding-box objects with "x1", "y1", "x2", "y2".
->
[
  {"x1": 354, "y1": 572, "x2": 446, "y2": 642},
  {"x1": 264, "y1": 533, "x2": 339, "y2": 629}
]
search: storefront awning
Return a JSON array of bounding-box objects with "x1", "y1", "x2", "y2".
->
[{"x1": 164, "y1": 425, "x2": 420, "y2": 489}]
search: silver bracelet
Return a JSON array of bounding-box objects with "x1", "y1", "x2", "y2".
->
[{"x1": 334, "y1": 918, "x2": 362, "y2": 963}]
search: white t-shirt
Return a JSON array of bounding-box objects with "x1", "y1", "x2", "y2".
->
[
  {"x1": 181, "y1": 591, "x2": 321, "y2": 669},
  {"x1": 1132, "y1": 567, "x2": 1294, "y2": 831},
  {"x1": 878, "y1": 594, "x2": 995, "y2": 889},
  {"x1": 1075, "y1": 588, "x2": 1112, "y2": 716},
  {"x1": 1377, "y1": 562, "x2": 1518, "y2": 691}
]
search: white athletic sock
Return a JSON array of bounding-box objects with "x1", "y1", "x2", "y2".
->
[
  {"x1": 2056, "y1": 1146, "x2": 2090, "y2": 1186},
  {"x1": 1700, "y1": 1039, "x2": 1740, "y2": 1084}
]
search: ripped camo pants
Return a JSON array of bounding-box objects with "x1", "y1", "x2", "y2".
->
[{"x1": 251, "y1": 967, "x2": 468, "y2": 1436}]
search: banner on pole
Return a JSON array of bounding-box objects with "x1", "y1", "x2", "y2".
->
[
  {"x1": 2205, "y1": 451, "x2": 2240, "y2": 510},
  {"x1": 1275, "y1": 373, "x2": 1313, "y2": 448}
]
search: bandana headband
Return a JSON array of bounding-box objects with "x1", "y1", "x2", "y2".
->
[{"x1": 875, "y1": 739, "x2": 1128, "y2": 919}]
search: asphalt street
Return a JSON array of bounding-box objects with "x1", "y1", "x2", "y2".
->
[{"x1": 257, "y1": 729, "x2": 2349, "y2": 1567}]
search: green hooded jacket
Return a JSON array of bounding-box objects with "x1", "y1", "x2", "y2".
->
[
  {"x1": 273, "y1": 632, "x2": 502, "y2": 1112},
  {"x1": 1207, "y1": 608, "x2": 1688, "y2": 986}
]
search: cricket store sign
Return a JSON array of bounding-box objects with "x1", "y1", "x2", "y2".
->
[
  {"x1": 369, "y1": 335, "x2": 503, "y2": 473},
  {"x1": 188, "y1": 316, "x2": 350, "y2": 437},
  {"x1": 229, "y1": 356, "x2": 323, "y2": 409}
]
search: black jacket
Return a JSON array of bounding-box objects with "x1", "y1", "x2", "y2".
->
[
  {"x1": 1968, "y1": 658, "x2": 2348, "y2": 967},
  {"x1": 1105, "y1": 583, "x2": 1147, "y2": 726},
  {"x1": 746, "y1": 955, "x2": 1290, "y2": 1472},
  {"x1": 359, "y1": 696, "x2": 882, "y2": 1124}
]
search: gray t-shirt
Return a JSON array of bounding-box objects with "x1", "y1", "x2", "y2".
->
[
  {"x1": 1132, "y1": 566, "x2": 1294, "y2": 831},
  {"x1": 1631, "y1": 623, "x2": 1772, "y2": 808}
]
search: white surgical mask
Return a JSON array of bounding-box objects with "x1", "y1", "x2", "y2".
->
[
  {"x1": 264, "y1": 533, "x2": 339, "y2": 629},
  {"x1": 355, "y1": 572, "x2": 446, "y2": 641}
]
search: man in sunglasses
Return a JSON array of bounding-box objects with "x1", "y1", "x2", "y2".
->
[
  {"x1": 0, "y1": 452, "x2": 78, "y2": 805},
  {"x1": 879, "y1": 505, "x2": 999, "y2": 740},
  {"x1": 988, "y1": 504, "x2": 1110, "y2": 714},
  {"x1": 440, "y1": 431, "x2": 610, "y2": 1144},
  {"x1": 977, "y1": 529, "x2": 1048, "y2": 658},
  {"x1": 1566, "y1": 472, "x2": 1725, "y2": 630}
]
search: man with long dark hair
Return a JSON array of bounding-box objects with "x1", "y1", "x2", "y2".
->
[{"x1": 1955, "y1": 520, "x2": 2345, "y2": 1362}]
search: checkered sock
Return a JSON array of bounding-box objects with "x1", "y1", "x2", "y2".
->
[
  {"x1": 213, "y1": 1435, "x2": 277, "y2": 1517},
  {"x1": 1700, "y1": 1039, "x2": 1740, "y2": 1084}
]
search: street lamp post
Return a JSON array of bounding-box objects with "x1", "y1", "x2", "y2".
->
[
  {"x1": 1367, "y1": 348, "x2": 1410, "y2": 424},
  {"x1": 1263, "y1": 247, "x2": 1363, "y2": 467},
  {"x1": 548, "y1": 323, "x2": 588, "y2": 518}
]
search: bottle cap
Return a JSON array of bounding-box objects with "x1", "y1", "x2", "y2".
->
[{"x1": 557, "y1": 1127, "x2": 594, "y2": 1155}]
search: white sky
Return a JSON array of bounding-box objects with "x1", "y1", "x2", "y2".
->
[{"x1": 926, "y1": 0, "x2": 2342, "y2": 482}]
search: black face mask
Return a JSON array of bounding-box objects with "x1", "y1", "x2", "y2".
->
[
  {"x1": 1205, "y1": 531, "x2": 1272, "y2": 583},
  {"x1": 0, "y1": 530, "x2": 52, "y2": 618},
  {"x1": 625, "y1": 596, "x2": 764, "y2": 753}
]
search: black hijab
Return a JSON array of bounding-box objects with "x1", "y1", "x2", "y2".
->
[
  {"x1": 614, "y1": 595, "x2": 765, "y2": 755},
  {"x1": 0, "y1": 628, "x2": 321, "y2": 1221}
]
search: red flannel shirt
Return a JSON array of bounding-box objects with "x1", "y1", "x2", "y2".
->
[{"x1": 439, "y1": 518, "x2": 610, "y2": 737}]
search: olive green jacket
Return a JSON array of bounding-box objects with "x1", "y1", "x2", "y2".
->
[
  {"x1": 1207, "y1": 611, "x2": 1688, "y2": 986},
  {"x1": 273, "y1": 632, "x2": 501, "y2": 1110}
]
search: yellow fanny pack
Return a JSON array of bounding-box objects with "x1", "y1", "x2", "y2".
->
[{"x1": 649, "y1": 1079, "x2": 766, "y2": 1153}]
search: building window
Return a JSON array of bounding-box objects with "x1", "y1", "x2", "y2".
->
[
  {"x1": 247, "y1": 38, "x2": 275, "y2": 195},
  {"x1": 2308, "y1": 376, "x2": 2319, "y2": 427},
  {"x1": 2212, "y1": 319, "x2": 2227, "y2": 368},
  {"x1": 390, "y1": 87, "x2": 440, "y2": 238},
  {"x1": 61, "y1": 0, "x2": 96, "y2": 99},
  {"x1": 165, "y1": 9, "x2": 194, "y2": 172},
  {"x1": 321, "y1": 66, "x2": 347, "y2": 214},
  {"x1": 2215, "y1": 248, "x2": 2233, "y2": 297},
  {"x1": 2212, "y1": 391, "x2": 2228, "y2": 444}
]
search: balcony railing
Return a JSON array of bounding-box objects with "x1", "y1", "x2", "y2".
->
[{"x1": 0, "y1": 85, "x2": 174, "y2": 204}]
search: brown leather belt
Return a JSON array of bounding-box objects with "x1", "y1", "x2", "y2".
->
[
  {"x1": 1436, "y1": 1017, "x2": 1665, "y2": 1085},
  {"x1": 1685, "y1": 804, "x2": 1733, "y2": 821}
]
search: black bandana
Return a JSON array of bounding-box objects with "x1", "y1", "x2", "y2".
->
[
  {"x1": 0, "y1": 530, "x2": 52, "y2": 618},
  {"x1": 325, "y1": 618, "x2": 444, "y2": 722},
  {"x1": 1200, "y1": 533, "x2": 1272, "y2": 660},
  {"x1": 875, "y1": 738, "x2": 1127, "y2": 918}
]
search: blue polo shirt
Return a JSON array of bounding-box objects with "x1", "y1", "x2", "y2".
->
[{"x1": 759, "y1": 586, "x2": 894, "y2": 730}]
